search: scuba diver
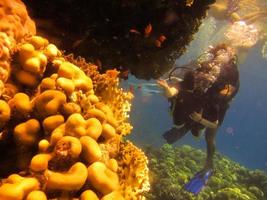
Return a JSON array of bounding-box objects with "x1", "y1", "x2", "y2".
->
[{"x1": 157, "y1": 43, "x2": 239, "y2": 195}]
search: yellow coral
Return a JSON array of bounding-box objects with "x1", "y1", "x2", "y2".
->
[
  {"x1": 101, "y1": 191, "x2": 125, "y2": 200},
  {"x1": 18, "y1": 43, "x2": 47, "y2": 74},
  {"x1": 86, "y1": 117, "x2": 102, "y2": 140},
  {"x1": 42, "y1": 114, "x2": 65, "y2": 134},
  {"x1": 56, "y1": 136, "x2": 82, "y2": 158},
  {"x1": 80, "y1": 136, "x2": 102, "y2": 164},
  {"x1": 80, "y1": 190, "x2": 99, "y2": 200},
  {"x1": 34, "y1": 90, "x2": 66, "y2": 118},
  {"x1": 29, "y1": 36, "x2": 48, "y2": 50},
  {"x1": 85, "y1": 108, "x2": 107, "y2": 122},
  {"x1": 87, "y1": 161, "x2": 119, "y2": 195},
  {"x1": 57, "y1": 61, "x2": 93, "y2": 92},
  {"x1": 13, "y1": 119, "x2": 40, "y2": 146},
  {"x1": 61, "y1": 102, "x2": 81, "y2": 116},
  {"x1": 8, "y1": 93, "x2": 33, "y2": 114},
  {"x1": 40, "y1": 77, "x2": 56, "y2": 91},
  {"x1": 44, "y1": 43, "x2": 60, "y2": 60},
  {"x1": 0, "y1": 26, "x2": 149, "y2": 200},
  {"x1": 106, "y1": 158, "x2": 118, "y2": 172},
  {"x1": 45, "y1": 162, "x2": 88, "y2": 191},
  {"x1": 0, "y1": 175, "x2": 39, "y2": 200},
  {"x1": 30, "y1": 153, "x2": 52, "y2": 172},
  {"x1": 38, "y1": 139, "x2": 50, "y2": 152},
  {"x1": 65, "y1": 113, "x2": 87, "y2": 137},
  {"x1": 15, "y1": 69, "x2": 38, "y2": 87},
  {"x1": 26, "y1": 190, "x2": 47, "y2": 200},
  {"x1": 102, "y1": 123, "x2": 117, "y2": 140}
]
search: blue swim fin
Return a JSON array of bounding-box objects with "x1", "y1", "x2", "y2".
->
[{"x1": 184, "y1": 169, "x2": 213, "y2": 195}]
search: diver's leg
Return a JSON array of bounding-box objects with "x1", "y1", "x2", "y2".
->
[
  {"x1": 163, "y1": 124, "x2": 189, "y2": 144},
  {"x1": 204, "y1": 127, "x2": 217, "y2": 170}
]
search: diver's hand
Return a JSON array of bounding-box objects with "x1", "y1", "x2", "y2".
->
[
  {"x1": 189, "y1": 112, "x2": 202, "y2": 123},
  {"x1": 219, "y1": 84, "x2": 235, "y2": 97},
  {"x1": 157, "y1": 79, "x2": 169, "y2": 89},
  {"x1": 157, "y1": 79, "x2": 178, "y2": 98}
]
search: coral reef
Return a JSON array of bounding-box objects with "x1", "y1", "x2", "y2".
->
[
  {"x1": 0, "y1": 1, "x2": 150, "y2": 199},
  {"x1": 145, "y1": 144, "x2": 267, "y2": 200}
]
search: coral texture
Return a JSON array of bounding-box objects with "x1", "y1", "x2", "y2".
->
[
  {"x1": 146, "y1": 144, "x2": 267, "y2": 200},
  {"x1": 0, "y1": 1, "x2": 149, "y2": 199},
  {"x1": 0, "y1": 0, "x2": 36, "y2": 95}
]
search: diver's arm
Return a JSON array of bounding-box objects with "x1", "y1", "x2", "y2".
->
[
  {"x1": 219, "y1": 84, "x2": 236, "y2": 97},
  {"x1": 157, "y1": 79, "x2": 179, "y2": 98},
  {"x1": 189, "y1": 112, "x2": 218, "y2": 129},
  {"x1": 198, "y1": 118, "x2": 218, "y2": 129}
]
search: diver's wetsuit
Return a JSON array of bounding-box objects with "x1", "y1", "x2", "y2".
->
[
  {"x1": 163, "y1": 56, "x2": 239, "y2": 144},
  {"x1": 203, "y1": 57, "x2": 239, "y2": 125}
]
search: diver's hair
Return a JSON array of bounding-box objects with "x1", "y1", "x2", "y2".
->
[
  {"x1": 209, "y1": 43, "x2": 229, "y2": 54},
  {"x1": 181, "y1": 70, "x2": 195, "y2": 90}
]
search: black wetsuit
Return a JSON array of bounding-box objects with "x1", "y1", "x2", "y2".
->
[
  {"x1": 203, "y1": 60, "x2": 239, "y2": 125},
  {"x1": 169, "y1": 59, "x2": 239, "y2": 136}
]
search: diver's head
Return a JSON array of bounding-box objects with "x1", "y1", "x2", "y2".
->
[{"x1": 182, "y1": 71, "x2": 195, "y2": 90}]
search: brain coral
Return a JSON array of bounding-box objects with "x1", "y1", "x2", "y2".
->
[{"x1": 0, "y1": 1, "x2": 150, "y2": 199}]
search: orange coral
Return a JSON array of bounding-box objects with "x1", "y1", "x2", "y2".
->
[
  {"x1": 0, "y1": 0, "x2": 36, "y2": 92},
  {"x1": 0, "y1": 0, "x2": 36, "y2": 42}
]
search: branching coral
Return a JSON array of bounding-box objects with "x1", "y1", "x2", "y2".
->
[
  {"x1": 0, "y1": 1, "x2": 150, "y2": 198},
  {"x1": 117, "y1": 141, "x2": 150, "y2": 200}
]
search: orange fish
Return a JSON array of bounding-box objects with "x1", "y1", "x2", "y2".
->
[
  {"x1": 106, "y1": 69, "x2": 120, "y2": 78},
  {"x1": 154, "y1": 39, "x2": 161, "y2": 48},
  {"x1": 158, "y1": 35, "x2": 167, "y2": 42},
  {"x1": 144, "y1": 23, "x2": 152, "y2": 37},
  {"x1": 129, "y1": 29, "x2": 141, "y2": 34},
  {"x1": 72, "y1": 39, "x2": 83, "y2": 48}
]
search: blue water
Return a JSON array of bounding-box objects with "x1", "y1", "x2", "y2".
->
[{"x1": 121, "y1": 23, "x2": 267, "y2": 171}]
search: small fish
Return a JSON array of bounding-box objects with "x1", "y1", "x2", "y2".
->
[
  {"x1": 154, "y1": 39, "x2": 162, "y2": 48},
  {"x1": 129, "y1": 29, "x2": 141, "y2": 34},
  {"x1": 154, "y1": 35, "x2": 167, "y2": 47},
  {"x1": 72, "y1": 39, "x2": 84, "y2": 48},
  {"x1": 158, "y1": 35, "x2": 167, "y2": 42},
  {"x1": 144, "y1": 23, "x2": 152, "y2": 37}
]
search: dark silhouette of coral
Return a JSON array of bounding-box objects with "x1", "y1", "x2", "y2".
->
[{"x1": 23, "y1": 0, "x2": 215, "y2": 79}]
